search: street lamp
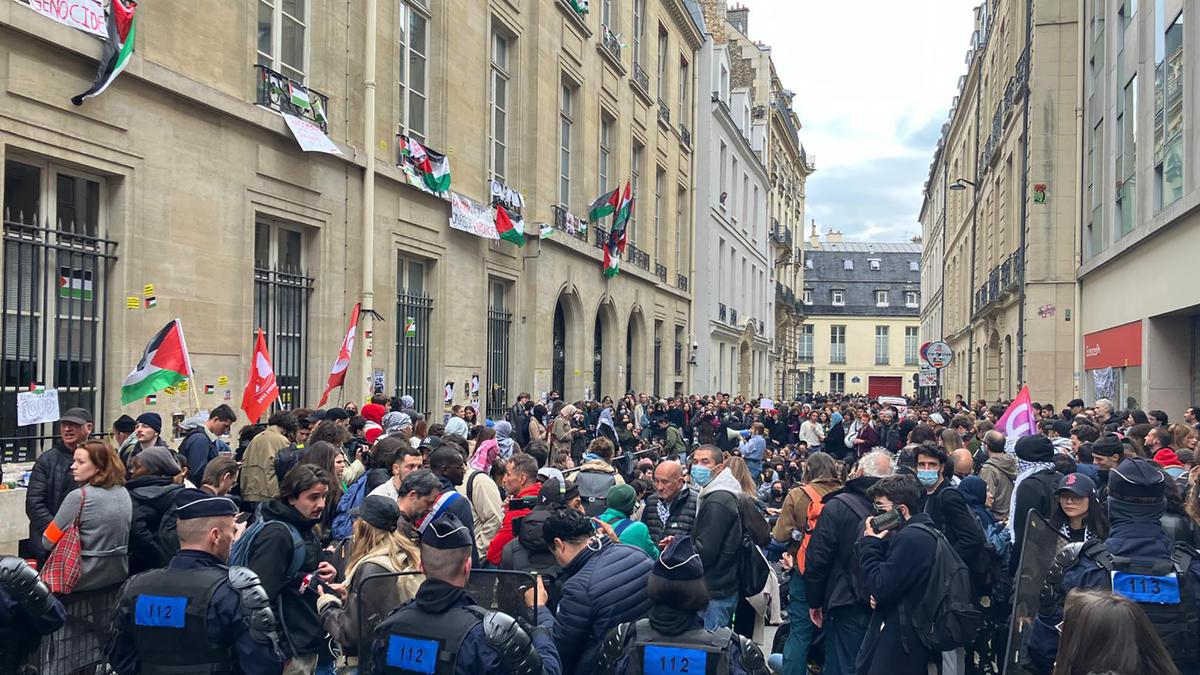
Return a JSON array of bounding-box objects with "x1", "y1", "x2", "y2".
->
[{"x1": 948, "y1": 178, "x2": 977, "y2": 191}]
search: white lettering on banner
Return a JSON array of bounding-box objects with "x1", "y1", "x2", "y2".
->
[
  {"x1": 17, "y1": 388, "x2": 60, "y2": 427},
  {"x1": 449, "y1": 192, "x2": 500, "y2": 240},
  {"x1": 282, "y1": 114, "x2": 342, "y2": 155},
  {"x1": 23, "y1": 0, "x2": 107, "y2": 37},
  {"x1": 489, "y1": 179, "x2": 525, "y2": 211}
]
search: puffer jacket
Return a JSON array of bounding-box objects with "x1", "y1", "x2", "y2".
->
[
  {"x1": 640, "y1": 487, "x2": 699, "y2": 544},
  {"x1": 692, "y1": 467, "x2": 743, "y2": 597},
  {"x1": 24, "y1": 441, "x2": 77, "y2": 560},
  {"x1": 553, "y1": 539, "x2": 652, "y2": 675},
  {"x1": 126, "y1": 475, "x2": 184, "y2": 574}
]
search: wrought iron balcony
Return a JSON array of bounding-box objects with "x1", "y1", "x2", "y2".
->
[
  {"x1": 599, "y1": 25, "x2": 622, "y2": 64},
  {"x1": 627, "y1": 244, "x2": 650, "y2": 271},
  {"x1": 552, "y1": 204, "x2": 589, "y2": 241},
  {"x1": 632, "y1": 62, "x2": 650, "y2": 95},
  {"x1": 680, "y1": 123, "x2": 692, "y2": 147},
  {"x1": 255, "y1": 64, "x2": 331, "y2": 131},
  {"x1": 771, "y1": 220, "x2": 793, "y2": 248},
  {"x1": 655, "y1": 262, "x2": 668, "y2": 282},
  {"x1": 718, "y1": 303, "x2": 727, "y2": 322},
  {"x1": 594, "y1": 225, "x2": 610, "y2": 249},
  {"x1": 657, "y1": 99, "x2": 671, "y2": 126},
  {"x1": 677, "y1": 274, "x2": 689, "y2": 291},
  {"x1": 775, "y1": 281, "x2": 795, "y2": 307},
  {"x1": 973, "y1": 250, "x2": 1024, "y2": 315}
]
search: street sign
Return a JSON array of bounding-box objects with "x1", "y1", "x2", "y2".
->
[
  {"x1": 924, "y1": 340, "x2": 954, "y2": 369},
  {"x1": 919, "y1": 363, "x2": 938, "y2": 387}
]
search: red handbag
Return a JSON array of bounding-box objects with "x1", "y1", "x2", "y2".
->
[{"x1": 42, "y1": 487, "x2": 86, "y2": 595}]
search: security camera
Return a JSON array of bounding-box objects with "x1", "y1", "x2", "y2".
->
[{"x1": 691, "y1": 341, "x2": 699, "y2": 351}]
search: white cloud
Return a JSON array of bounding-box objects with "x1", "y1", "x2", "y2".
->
[{"x1": 732, "y1": 0, "x2": 978, "y2": 241}]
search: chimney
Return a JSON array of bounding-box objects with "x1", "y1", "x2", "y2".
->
[
  {"x1": 826, "y1": 229, "x2": 844, "y2": 244},
  {"x1": 809, "y1": 219, "x2": 820, "y2": 247},
  {"x1": 727, "y1": 5, "x2": 749, "y2": 34}
]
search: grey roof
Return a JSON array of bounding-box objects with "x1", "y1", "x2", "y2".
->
[
  {"x1": 684, "y1": 0, "x2": 707, "y2": 34},
  {"x1": 803, "y1": 241, "x2": 922, "y2": 254}
]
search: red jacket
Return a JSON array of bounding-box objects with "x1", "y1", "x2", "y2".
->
[{"x1": 486, "y1": 482, "x2": 542, "y2": 565}]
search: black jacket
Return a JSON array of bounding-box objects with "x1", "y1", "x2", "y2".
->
[
  {"x1": 248, "y1": 499, "x2": 328, "y2": 657},
  {"x1": 23, "y1": 441, "x2": 77, "y2": 560},
  {"x1": 640, "y1": 487, "x2": 699, "y2": 545},
  {"x1": 855, "y1": 513, "x2": 938, "y2": 675},
  {"x1": 178, "y1": 427, "x2": 220, "y2": 486},
  {"x1": 554, "y1": 540, "x2": 652, "y2": 675},
  {"x1": 1010, "y1": 469, "x2": 1060, "y2": 569},
  {"x1": 923, "y1": 479, "x2": 987, "y2": 587},
  {"x1": 825, "y1": 421, "x2": 847, "y2": 459},
  {"x1": 127, "y1": 475, "x2": 184, "y2": 574},
  {"x1": 692, "y1": 471, "x2": 743, "y2": 597},
  {"x1": 805, "y1": 476, "x2": 878, "y2": 612}
]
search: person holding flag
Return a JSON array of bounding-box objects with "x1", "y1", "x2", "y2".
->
[{"x1": 998, "y1": 387, "x2": 1062, "y2": 569}]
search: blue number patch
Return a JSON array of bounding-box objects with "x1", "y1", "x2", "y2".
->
[
  {"x1": 386, "y1": 635, "x2": 438, "y2": 674},
  {"x1": 644, "y1": 645, "x2": 708, "y2": 675},
  {"x1": 134, "y1": 595, "x2": 188, "y2": 628},
  {"x1": 1112, "y1": 571, "x2": 1181, "y2": 604}
]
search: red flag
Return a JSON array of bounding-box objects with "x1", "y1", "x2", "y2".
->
[
  {"x1": 318, "y1": 303, "x2": 361, "y2": 407},
  {"x1": 241, "y1": 328, "x2": 279, "y2": 423}
]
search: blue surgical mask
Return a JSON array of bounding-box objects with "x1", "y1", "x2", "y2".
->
[
  {"x1": 690, "y1": 465, "x2": 713, "y2": 486},
  {"x1": 917, "y1": 469, "x2": 940, "y2": 488}
]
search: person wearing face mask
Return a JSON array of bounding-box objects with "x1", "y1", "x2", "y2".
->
[
  {"x1": 107, "y1": 489, "x2": 283, "y2": 675},
  {"x1": 686, "y1": 445, "x2": 747, "y2": 630},
  {"x1": 915, "y1": 443, "x2": 987, "y2": 605},
  {"x1": 545, "y1": 507, "x2": 653, "y2": 675}
]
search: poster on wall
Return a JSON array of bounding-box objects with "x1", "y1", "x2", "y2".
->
[{"x1": 1092, "y1": 367, "x2": 1115, "y2": 400}]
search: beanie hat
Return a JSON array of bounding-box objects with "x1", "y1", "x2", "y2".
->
[
  {"x1": 1154, "y1": 448, "x2": 1184, "y2": 469},
  {"x1": 606, "y1": 483, "x2": 637, "y2": 515},
  {"x1": 136, "y1": 447, "x2": 180, "y2": 476},
  {"x1": 1091, "y1": 434, "x2": 1124, "y2": 457},
  {"x1": 135, "y1": 412, "x2": 163, "y2": 435},
  {"x1": 1015, "y1": 434, "x2": 1054, "y2": 462}
]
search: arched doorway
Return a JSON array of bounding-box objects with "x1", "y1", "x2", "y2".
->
[
  {"x1": 593, "y1": 298, "x2": 619, "y2": 400},
  {"x1": 626, "y1": 307, "x2": 647, "y2": 395},
  {"x1": 984, "y1": 331, "x2": 1001, "y2": 401},
  {"x1": 553, "y1": 302, "x2": 566, "y2": 396},
  {"x1": 552, "y1": 288, "x2": 584, "y2": 400},
  {"x1": 594, "y1": 318, "x2": 604, "y2": 399}
]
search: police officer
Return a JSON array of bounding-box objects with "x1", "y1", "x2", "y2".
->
[
  {"x1": 0, "y1": 555, "x2": 66, "y2": 672},
  {"x1": 107, "y1": 489, "x2": 283, "y2": 675},
  {"x1": 595, "y1": 536, "x2": 768, "y2": 675},
  {"x1": 1025, "y1": 457, "x2": 1200, "y2": 675},
  {"x1": 371, "y1": 513, "x2": 561, "y2": 675}
]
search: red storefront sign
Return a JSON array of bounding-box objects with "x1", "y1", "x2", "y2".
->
[{"x1": 1083, "y1": 320, "x2": 1142, "y2": 370}]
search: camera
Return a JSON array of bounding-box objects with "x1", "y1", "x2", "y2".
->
[
  {"x1": 691, "y1": 341, "x2": 699, "y2": 351},
  {"x1": 870, "y1": 508, "x2": 904, "y2": 534}
]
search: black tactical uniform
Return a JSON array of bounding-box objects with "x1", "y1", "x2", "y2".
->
[{"x1": 0, "y1": 555, "x2": 66, "y2": 672}]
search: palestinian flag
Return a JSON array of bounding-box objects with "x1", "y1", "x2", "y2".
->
[
  {"x1": 59, "y1": 268, "x2": 93, "y2": 301},
  {"x1": 399, "y1": 135, "x2": 452, "y2": 193},
  {"x1": 570, "y1": 0, "x2": 590, "y2": 14},
  {"x1": 539, "y1": 223, "x2": 554, "y2": 239},
  {"x1": 71, "y1": 0, "x2": 137, "y2": 105},
  {"x1": 588, "y1": 187, "x2": 619, "y2": 222},
  {"x1": 611, "y1": 181, "x2": 634, "y2": 236},
  {"x1": 496, "y1": 205, "x2": 525, "y2": 246},
  {"x1": 288, "y1": 81, "x2": 311, "y2": 110},
  {"x1": 121, "y1": 319, "x2": 193, "y2": 404}
]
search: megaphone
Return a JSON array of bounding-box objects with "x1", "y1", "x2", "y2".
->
[{"x1": 727, "y1": 427, "x2": 751, "y2": 441}]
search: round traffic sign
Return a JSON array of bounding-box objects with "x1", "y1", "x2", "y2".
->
[{"x1": 924, "y1": 341, "x2": 954, "y2": 369}]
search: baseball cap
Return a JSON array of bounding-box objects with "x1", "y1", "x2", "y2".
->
[{"x1": 1055, "y1": 472, "x2": 1097, "y2": 498}]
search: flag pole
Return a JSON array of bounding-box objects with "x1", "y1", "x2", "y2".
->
[{"x1": 175, "y1": 318, "x2": 203, "y2": 415}]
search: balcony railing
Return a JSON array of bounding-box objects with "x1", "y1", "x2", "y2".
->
[
  {"x1": 632, "y1": 62, "x2": 650, "y2": 94},
  {"x1": 676, "y1": 273, "x2": 689, "y2": 291},
  {"x1": 775, "y1": 281, "x2": 795, "y2": 307},
  {"x1": 655, "y1": 262, "x2": 668, "y2": 282},
  {"x1": 719, "y1": 303, "x2": 727, "y2": 322},
  {"x1": 680, "y1": 123, "x2": 692, "y2": 147},
  {"x1": 552, "y1": 204, "x2": 589, "y2": 241},
  {"x1": 255, "y1": 65, "x2": 331, "y2": 131},
  {"x1": 627, "y1": 244, "x2": 650, "y2": 271},
  {"x1": 771, "y1": 219, "x2": 793, "y2": 248},
  {"x1": 657, "y1": 99, "x2": 671, "y2": 126},
  {"x1": 979, "y1": 46, "x2": 1030, "y2": 174},
  {"x1": 599, "y1": 25, "x2": 622, "y2": 64},
  {"x1": 973, "y1": 250, "x2": 1024, "y2": 314}
]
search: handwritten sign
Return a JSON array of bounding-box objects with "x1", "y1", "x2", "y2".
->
[
  {"x1": 449, "y1": 192, "x2": 499, "y2": 240},
  {"x1": 17, "y1": 389, "x2": 60, "y2": 426},
  {"x1": 283, "y1": 114, "x2": 342, "y2": 155},
  {"x1": 24, "y1": 0, "x2": 107, "y2": 38}
]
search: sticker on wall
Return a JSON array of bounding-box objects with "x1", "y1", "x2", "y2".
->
[
  {"x1": 144, "y1": 296, "x2": 158, "y2": 309},
  {"x1": 163, "y1": 385, "x2": 176, "y2": 396},
  {"x1": 470, "y1": 374, "x2": 480, "y2": 396},
  {"x1": 574, "y1": 369, "x2": 581, "y2": 377},
  {"x1": 1037, "y1": 304, "x2": 1056, "y2": 319},
  {"x1": 373, "y1": 369, "x2": 385, "y2": 392},
  {"x1": 405, "y1": 317, "x2": 417, "y2": 338},
  {"x1": 217, "y1": 375, "x2": 229, "y2": 387},
  {"x1": 126, "y1": 296, "x2": 141, "y2": 309},
  {"x1": 143, "y1": 284, "x2": 155, "y2": 297},
  {"x1": 223, "y1": 389, "x2": 232, "y2": 401},
  {"x1": 145, "y1": 395, "x2": 157, "y2": 406},
  {"x1": 205, "y1": 384, "x2": 215, "y2": 395},
  {"x1": 444, "y1": 381, "x2": 454, "y2": 404},
  {"x1": 177, "y1": 380, "x2": 189, "y2": 393},
  {"x1": 1033, "y1": 183, "x2": 1047, "y2": 203}
]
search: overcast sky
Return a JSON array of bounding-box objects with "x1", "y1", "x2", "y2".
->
[{"x1": 733, "y1": 0, "x2": 978, "y2": 243}]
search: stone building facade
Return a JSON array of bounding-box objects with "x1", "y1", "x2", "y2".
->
[
  {"x1": 0, "y1": 0, "x2": 702, "y2": 459},
  {"x1": 930, "y1": 0, "x2": 1078, "y2": 404}
]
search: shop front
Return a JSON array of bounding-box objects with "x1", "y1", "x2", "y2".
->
[{"x1": 1083, "y1": 320, "x2": 1142, "y2": 409}]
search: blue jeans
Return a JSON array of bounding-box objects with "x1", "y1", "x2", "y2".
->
[
  {"x1": 745, "y1": 458, "x2": 763, "y2": 483},
  {"x1": 703, "y1": 594, "x2": 738, "y2": 630},
  {"x1": 824, "y1": 606, "x2": 871, "y2": 675},
  {"x1": 783, "y1": 572, "x2": 813, "y2": 675}
]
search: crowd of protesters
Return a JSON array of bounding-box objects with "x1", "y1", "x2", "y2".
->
[{"x1": 3, "y1": 390, "x2": 1200, "y2": 675}]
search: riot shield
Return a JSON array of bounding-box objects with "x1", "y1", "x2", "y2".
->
[
  {"x1": 355, "y1": 569, "x2": 539, "y2": 672},
  {"x1": 1002, "y1": 511, "x2": 1066, "y2": 675}
]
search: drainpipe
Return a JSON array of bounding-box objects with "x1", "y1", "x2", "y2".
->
[
  {"x1": 1016, "y1": 0, "x2": 1033, "y2": 387},
  {"x1": 1073, "y1": 0, "x2": 1084, "y2": 398},
  {"x1": 360, "y1": 0, "x2": 378, "y2": 400},
  {"x1": 967, "y1": 52, "x2": 982, "y2": 401}
]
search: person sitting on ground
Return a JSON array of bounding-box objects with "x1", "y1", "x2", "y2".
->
[{"x1": 597, "y1": 483, "x2": 660, "y2": 559}]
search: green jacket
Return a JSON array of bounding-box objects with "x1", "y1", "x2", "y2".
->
[
  {"x1": 598, "y1": 508, "x2": 660, "y2": 560},
  {"x1": 664, "y1": 425, "x2": 687, "y2": 458}
]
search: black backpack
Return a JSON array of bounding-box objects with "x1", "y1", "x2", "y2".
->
[{"x1": 902, "y1": 523, "x2": 983, "y2": 652}]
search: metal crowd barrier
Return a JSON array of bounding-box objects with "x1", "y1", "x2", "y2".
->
[{"x1": 28, "y1": 585, "x2": 121, "y2": 675}]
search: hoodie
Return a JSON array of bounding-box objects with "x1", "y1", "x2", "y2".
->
[
  {"x1": 493, "y1": 421, "x2": 517, "y2": 459},
  {"x1": 692, "y1": 467, "x2": 744, "y2": 596},
  {"x1": 979, "y1": 452, "x2": 1018, "y2": 520},
  {"x1": 126, "y1": 475, "x2": 184, "y2": 573}
]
